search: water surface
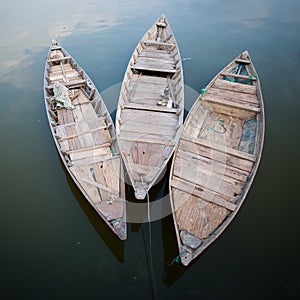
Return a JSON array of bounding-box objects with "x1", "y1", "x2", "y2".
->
[{"x1": 0, "y1": 0, "x2": 299, "y2": 299}]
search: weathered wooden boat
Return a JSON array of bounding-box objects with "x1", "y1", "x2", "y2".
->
[
  {"x1": 169, "y1": 51, "x2": 265, "y2": 265},
  {"x1": 116, "y1": 15, "x2": 184, "y2": 199},
  {"x1": 44, "y1": 40, "x2": 126, "y2": 240}
]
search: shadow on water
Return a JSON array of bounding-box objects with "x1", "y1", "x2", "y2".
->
[
  {"x1": 125, "y1": 161, "x2": 192, "y2": 287},
  {"x1": 161, "y1": 187, "x2": 189, "y2": 287},
  {"x1": 126, "y1": 164, "x2": 171, "y2": 232},
  {"x1": 61, "y1": 161, "x2": 125, "y2": 263}
]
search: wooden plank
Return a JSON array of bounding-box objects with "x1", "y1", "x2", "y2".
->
[
  {"x1": 183, "y1": 116, "x2": 202, "y2": 138},
  {"x1": 56, "y1": 125, "x2": 69, "y2": 152},
  {"x1": 139, "y1": 49, "x2": 172, "y2": 59},
  {"x1": 56, "y1": 117, "x2": 107, "y2": 128},
  {"x1": 137, "y1": 142, "x2": 152, "y2": 166},
  {"x1": 45, "y1": 79, "x2": 86, "y2": 90},
  {"x1": 71, "y1": 106, "x2": 95, "y2": 149},
  {"x1": 134, "y1": 142, "x2": 171, "y2": 167},
  {"x1": 221, "y1": 72, "x2": 257, "y2": 81},
  {"x1": 50, "y1": 63, "x2": 72, "y2": 73},
  {"x1": 142, "y1": 40, "x2": 174, "y2": 47},
  {"x1": 173, "y1": 156, "x2": 243, "y2": 198},
  {"x1": 179, "y1": 138, "x2": 254, "y2": 173},
  {"x1": 56, "y1": 116, "x2": 111, "y2": 149},
  {"x1": 182, "y1": 135, "x2": 256, "y2": 162},
  {"x1": 135, "y1": 56, "x2": 175, "y2": 67},
  {"x1": 183, "y1": 103, "x2": 208, "y2": 138},
  {"x1": 95, "y1": 198, "x2": 125, "y2": 221},
  {"x1": 206, "y1": 87, "x2": 258, "y2": 105},
  {"x1": 118, "y1": 131, "x2": 176, "y2": 144},
  {"x1": 132, "y1": 64, "x2": 176, "y2": 74},
  {"x1": 176, "y1": 148, "x2": 249, "y2": 182},
  {"x1": 170, "y1": 176, "x2": 237, "y2": 211},
  {"x1": 212, "y1": 78, "x2": 256, "y2": 95},
  {"x1": 56, "y1": 109, "x2": 79, "y2": 150},
  {"x1": 128, "y1": 81, "x2": 167, "y2": 95},
  {"x1": 127, "y1": 97, "x2": 160, "y2": 107},
  {"x1": 72, "y1": 96, "x2": 111, "y2": 149},
  {"x1": 96, "y1": 158, "x2": 121, "y2": 196},
  {"x1": 131, "y1": 74, "x2": 168, "y2": 85},
  {"x1": 129, "y1": 91, "x2": 162, "y2": 103},
  {"x1": 202, "y1": 94, "x2": 261, "y2": 113},
  {"x1": 235, "y1": 58, "x2": 251, "y2": 64},
  {"x1": 48, "y1": 56, "x2": 70, "y2": 63},
  {"x1": 122, "y1": 102, "x2": 178, "y2": 114},
  {"x1": 71, "y1": 153, "x2": 120, "y2": 167},
  {"x1": 49, "y1": 69, "x2": 79, "y2": 82},
  {"x1": 67, "y1": 145, "x2": 112, "y2": 161},
  {"x1": 121, "y1": 108, "x2": 178, "y2": 127},
  {"x1": 70, "y1": 165, "x2": 101, "y2": 205},
  {"x1": 120, "y1": 121, "x2": 176, "y2": 137},
  {"x1": 81, "y1": 178, "x2": 119, "y2": 195},
  {"x1": 202, "y1": 99, "x2": 258, "y2": 119},
  {"x1": 57, "y1": 124, "x2": 111, "y2": 141},
  {"x1": 197, "y1": 112, "x2": 244, "y2": 149},
  {"x1": 172, "y1": 188, "x2": 230, "y2": 240},
  {"x1": 127, "y1": 163, "x2": 160, "y2": 183},
  {"x1": 119, "y1": 135, "x2": 175, "y2": 146},
  {"x1": 66, "y1": 143, "x2": 112, "y2": 155}
]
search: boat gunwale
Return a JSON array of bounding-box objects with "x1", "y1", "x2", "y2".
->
[
  {"x1": 43, "y1": 41, "x2": 127, "y2": 240},
  {"x1": 169, "y1": 50, "x2": 265, "y2": 265},
  {"x1": 116, "y1": 15, "x2": 185, "y2": 199}
]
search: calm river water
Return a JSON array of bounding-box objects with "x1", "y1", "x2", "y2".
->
[{"x1": 0, "y1": 0, "x2": 299, "y2": 299}]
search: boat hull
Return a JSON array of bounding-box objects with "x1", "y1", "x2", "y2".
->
[
  {"x1": 169, "y1": 51, "x2": 265, "y2": 265},
  {"x1": 44, "y1": 40, "x2": 127, "y2": 240},
  {"x1": 116, "y1": 15, "x2": 184, "y2": 200}
]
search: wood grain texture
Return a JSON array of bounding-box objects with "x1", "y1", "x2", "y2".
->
[
  {"x1": 116, "y1": 15, "x2": 184, "y2": 199},
  {"x1": 44, "y1": 40, "x2": 126, "y2": 240},
  {"x1": 169, "y1": 50, "x2": 265, "y2": 265}
]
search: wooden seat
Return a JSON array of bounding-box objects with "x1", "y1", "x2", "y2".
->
[
  {"x1": 48, "y1": 56, "x2": 71, "y2": 63},
  {"x1": 142, "y1": 40, "x2": 174, "y2": 48},
  {"x1": 235, "y1": 58, "x2": 251, "y2": 64},
  {"x1": 56, "y1": 123, "x2": 112, "y2": 142},
  {"x1": 181, "y1": 136, "x2": 256, "y2": 162},
  {"x1": 220, "y1": 72, "x2": 257, "y2": 81},
  {"x1": 45, "y1": 79, "x2": 86, "y2": 91},
  {"x1": 65, "y1": 143, "x2": 113, "y2": 161},
  {"x1": 202, "y1": 79, "x2": 260, "y2": 118},
  {"x1": 179, "y1": 136, "x2": 254, "y2": 173},
  {"x1": 122, "y1": 102, "x2": 179, "y2": 114},
  {"x1": 202, "y1": 94, "x2": 261, "y2": 113},
  {"x1": 170, "y1": 176, "x2": 237, "y2": 211},
  {"x1": 132, "y1": 63, "x2": 176, "y2": 74}
]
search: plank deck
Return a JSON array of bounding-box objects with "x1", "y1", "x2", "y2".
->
[
  {"x1": 169, "y1": 50, "x2": 264, "y2": 266},
  {"x1": 212, "y1": 78, "x2": 257, "y2": 95},
  {"x1": 132, "y1": 63, "x2": 177, "y2": 74},
  {"x1": 44, "y1": 40, "x2": 126, "y2": 240},
  {"x1": 122, "y1": 102, "x2": 179, "y2": 114},
  {"x1": 116, "y1": 15, "x2": 184, "y2": 199},
  {"x1": 170, "y1": 176, "x2": 237, "y2": 211}
]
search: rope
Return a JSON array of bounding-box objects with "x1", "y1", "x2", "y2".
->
[
  {"x1": 165, "y1": 255, "x2": 180, "y2": 267},
  {"x1": 165, "y1": 250, "x2": 186, "y2": 267},
  {"x1": 141, "y1": 176, "x2": 157, "y2": 300},
  {"x1": 110, "y1": 145, "x2": 115, "y2": 156},
  {"x1": 207, "y1": 119, "x2": 227, "y2": 134}
]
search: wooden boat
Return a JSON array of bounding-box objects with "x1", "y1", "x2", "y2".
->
[
  {"x1": 116, "y1": 15, "x2": 184, "y2": 199},
  {"x1": 169, "y1": 51, "x2": 265, "y2": 265},
  {"x1": 44, "y1": 40, "x2": 127, "y2": 240}
]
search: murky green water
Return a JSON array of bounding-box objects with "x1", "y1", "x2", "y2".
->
[{"x1": 0, "y1": 0, "x2": 299, "y2": 299}]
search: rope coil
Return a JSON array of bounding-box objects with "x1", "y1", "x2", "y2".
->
[{"x1": 207, "y1": 119, "x2": 227, "y2": 134}]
